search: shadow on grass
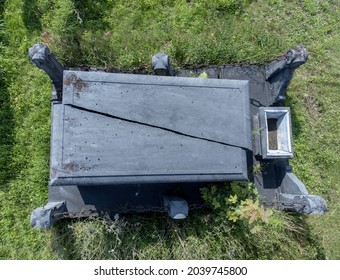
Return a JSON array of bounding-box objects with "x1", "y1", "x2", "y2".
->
[
  {"x1": 0, "y1": 3, "x2": 15, "y2": 190},
  {"x1": 285, "y1": 94, "x2": 303, "y2": 139},
  {"x1": 0, "y1": 76, "x2": 15, "y2": 189},
  {"x1": 49, "y1": 213, "x2": 171, "y2": 260},
  {"x1": 50, "y1": 220, "x2": 78, "y2": 259},
  {"x1": 22, "y1": 0, "x2": 42, "y2": 33},
  {"x1": 46, "y1": 0, "x2": 111, "y2": 67},
  {"x1": 73, "y1": 0, "x2": 109, "y2": 29},
  {"x1": 285, "y1": 213, "x2": 326, "y2": 259},
  {"x1": 0, "y1": 0, "x2": 5, "y2": 15},
  {"x1": 49, "y1": 210, "x2": 325, "y2": 260}
]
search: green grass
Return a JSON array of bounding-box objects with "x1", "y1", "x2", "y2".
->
[{"x1": 0, "y1": 0, "x2": 339, "y2": 259}]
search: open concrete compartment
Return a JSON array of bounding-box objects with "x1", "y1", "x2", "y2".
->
[{"x1": 259, "y1": 107, "x2": 293, "y2": 159}]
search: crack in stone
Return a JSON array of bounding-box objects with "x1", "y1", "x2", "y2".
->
[{"x1": 66, "y1": 104, "x2": 251, "y2": 152}]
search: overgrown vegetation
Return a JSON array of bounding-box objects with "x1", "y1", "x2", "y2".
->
[
  {"x1": 202, "y1": 182, "x2": 273, "y2": 234},
  {"x1": 0, "y1": 0, "x2": 339, "y2": 259}
]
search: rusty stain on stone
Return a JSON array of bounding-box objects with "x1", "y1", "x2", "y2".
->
[
  {"x1": 74, "y1": 77, "x2": 89, "y2": 93},
  {"x1": 63, "y1": 162, "x2": 79, "y2": 172},
  {"x1": 64, "y1": 73, "x2": 89, "y2": 96},
  {"x1": 63, "y1": 72, "x2": 77, "y2": 85},
  {"x1": 50, "y1": 168, "x2": 57, "y2": 179}
]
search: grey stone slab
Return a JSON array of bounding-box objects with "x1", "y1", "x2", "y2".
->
[
  {"x1": 220, "y1": 65, "x2": 270, "y2": 116},
  {"x1": 50, "y1": 104, "x2": 248, "y2": 186},
  {"x1": 48, "y1": 183, "x2": 207, "y2": 214},
  {"x1": 62, "y1": 71, "x2": 251, "y2": 150}
]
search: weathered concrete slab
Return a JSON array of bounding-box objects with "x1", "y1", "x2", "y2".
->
[
  {"x1": 62, "y1": 71, "x2": 251, "y2": 150},
  {"x1": 50, "y1": 103, "x2": 248, "y2": 186}
]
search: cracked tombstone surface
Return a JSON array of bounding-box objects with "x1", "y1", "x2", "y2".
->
[
  {"x1": 29, "y1": 44, "x2": 326, "y2": 227},
  {"x1": 51, "y1": 71, "x2": 251, "y2": 186}
]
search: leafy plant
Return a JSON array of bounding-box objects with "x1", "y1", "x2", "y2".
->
[
  {"x1": 201, "y1": 182, "x2": 272, "y2": 234},
  {"x1": 229, "y1": 199, "x2": 272, "y2": 233},
  {"x1": 252, "y1": 162, "x2": 263, "y2": 175}
]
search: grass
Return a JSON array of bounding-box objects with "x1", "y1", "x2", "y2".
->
[{"x1": 0, "y1": 0, "x2": 339, "y2": 259}]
